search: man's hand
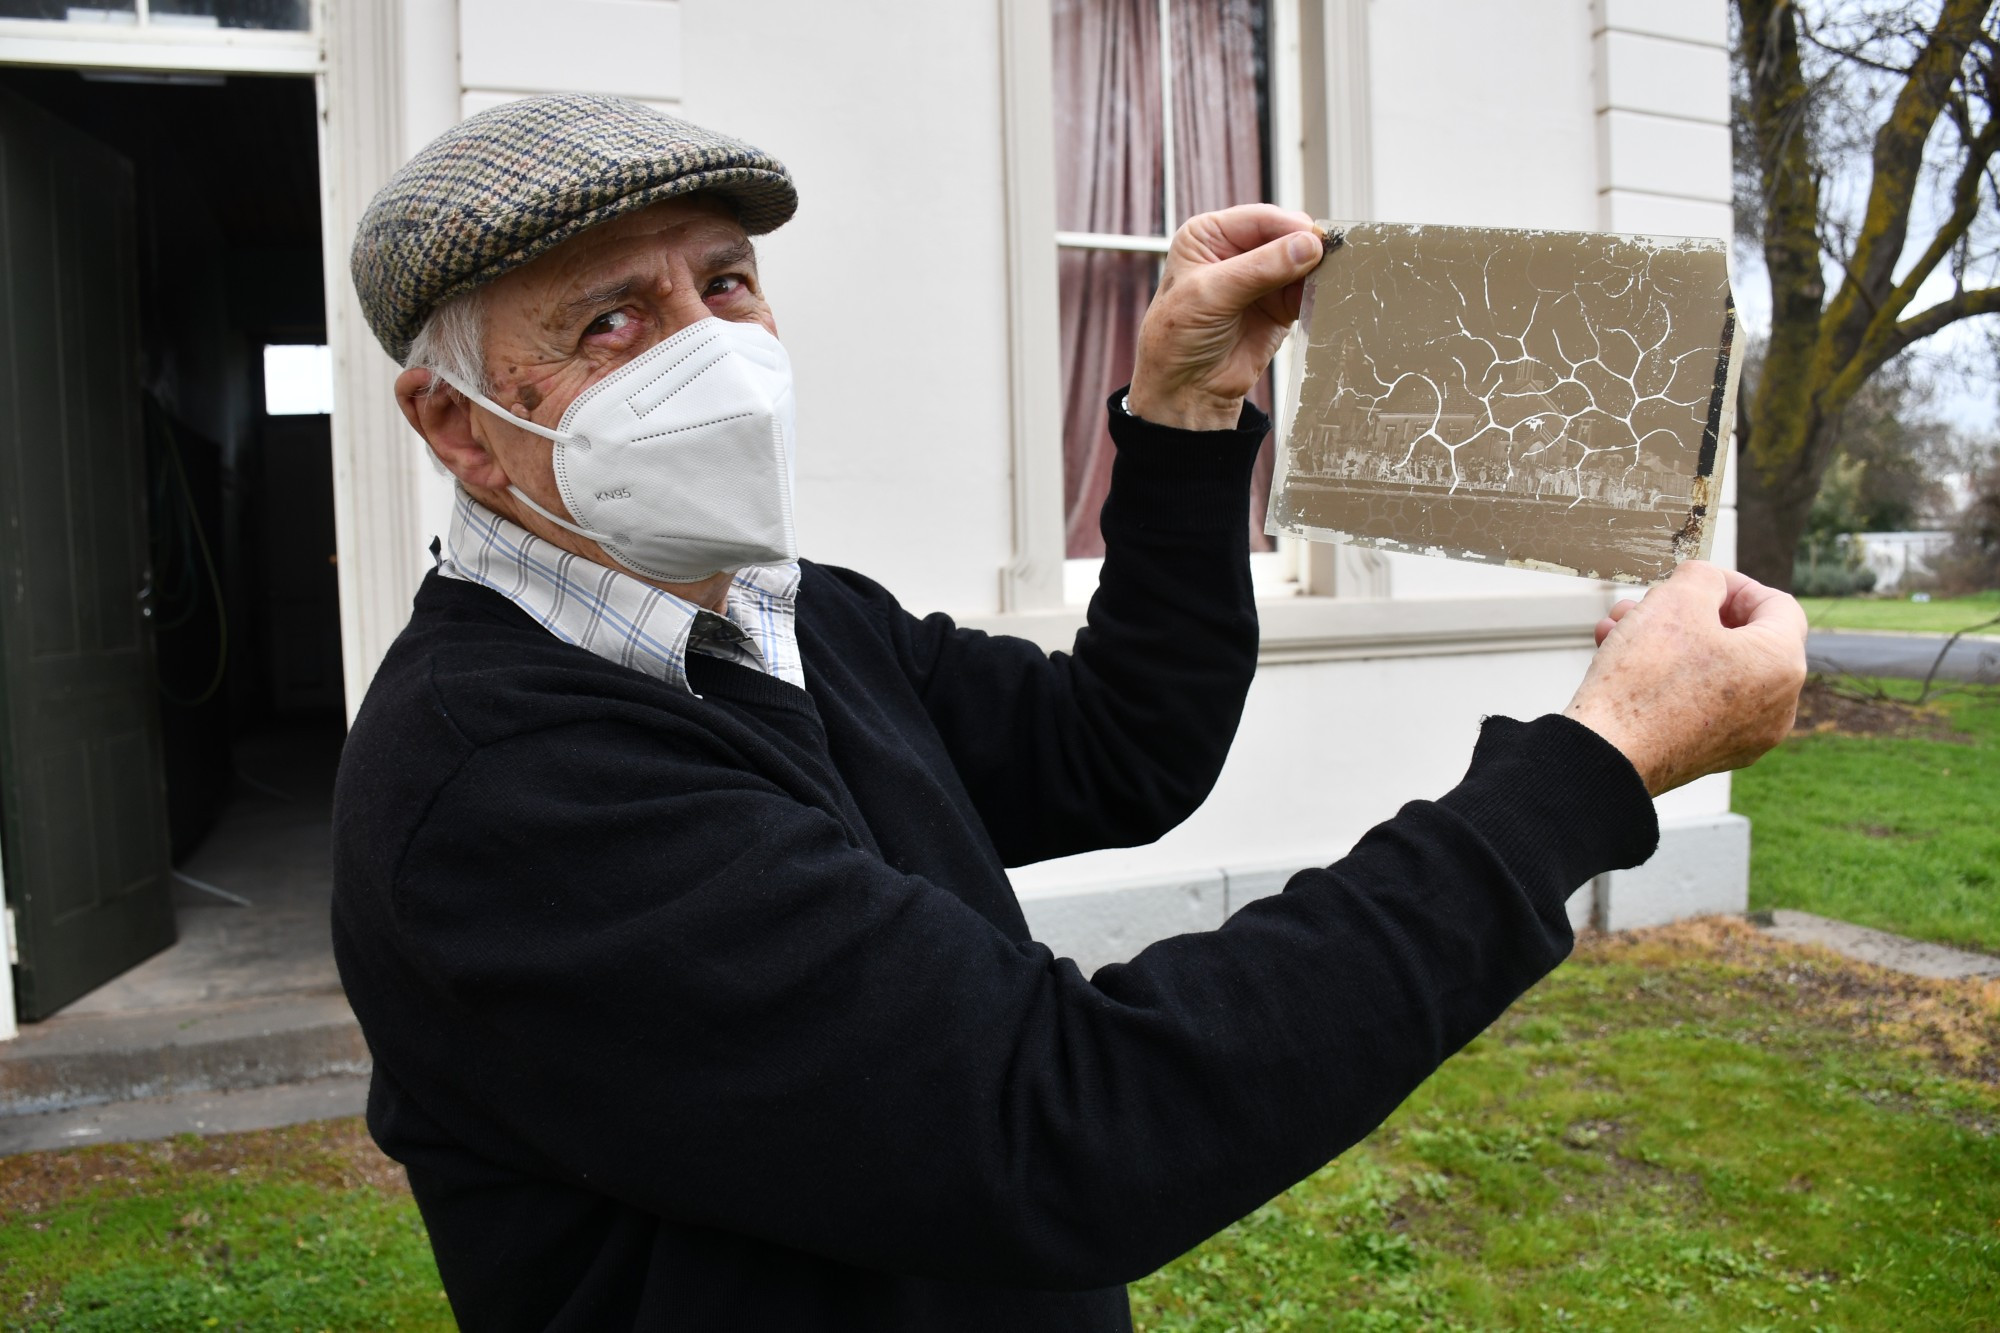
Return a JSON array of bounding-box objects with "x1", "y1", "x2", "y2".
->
[
  {"x1": 1127, "y1": 205, "x2": 1324, "y2": 432},
  {"x1": 1564, "y1": 561, "x2": 1808, "y2": 796}
]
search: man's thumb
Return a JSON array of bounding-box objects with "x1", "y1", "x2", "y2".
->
[{"x1": 1202, "y1": 229, "x2": 1323, "y2": 309}]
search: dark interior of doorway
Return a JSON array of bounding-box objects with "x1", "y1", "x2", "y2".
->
[{"x1": 0, "y1": 68, "x2": 341, "y2": 1010}]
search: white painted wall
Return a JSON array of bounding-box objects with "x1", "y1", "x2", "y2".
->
[
  {"x1": 1012, "y1": 640, "x2": 1600, "y2": 894},
  {"x1": 1364, "y1": 0, "x2": 1601, "y2": 606},
  {"x1": 460, "y1": 0, "x2": 684, "y2": 104},
  {"x1": 678, "y1": 0, "x2": 1018, "y2": 617},
  {"x1": 1367, "y1": 0, "x2": 1601, "y2": 232}
]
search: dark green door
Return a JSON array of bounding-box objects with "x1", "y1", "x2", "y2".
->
[{"x1": 0, "y1": 88, "x2": 175, "y2": 1021}]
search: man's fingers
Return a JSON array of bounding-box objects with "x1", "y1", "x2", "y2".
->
[
  {"x1": 1593, "y1": 598, "x2": 1639, "y2": 647},
  {"x1": 1176, "y1": 204, "x2": 1319, "y2": 263},
  {"x1": 1195, "y1": 228, "x2": 1327, "y2": 315},
  {"x1": 1720, "y1": 572, "x2": 1809, "y2": 636},
  {"x1": 1655, "y1": 558, "x2": 1729, "y2": 606}
]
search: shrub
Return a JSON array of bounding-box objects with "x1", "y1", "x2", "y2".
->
[{"x1": 1791, "y1": 560, "x2": 1879, "y2": 598}]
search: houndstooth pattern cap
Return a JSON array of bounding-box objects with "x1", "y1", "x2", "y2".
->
[{"x1": 351, "y1": 94, "x2": 797, "y2": 363}]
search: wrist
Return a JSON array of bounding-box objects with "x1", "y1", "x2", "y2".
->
[
  {"x1": 1124, "y1": 381, "x2": 1244, "y2": 433},
  {"x1": 1561, "y1": 700, "x2": 1664, "y2": 796}
]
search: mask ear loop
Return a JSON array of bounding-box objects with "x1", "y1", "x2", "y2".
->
[
  {"x1": 431, "y1": 370, "x2": 585, "y2": 449},
  {"x1": 430, "y1": 370, "x2": 634, "y2": 548}
]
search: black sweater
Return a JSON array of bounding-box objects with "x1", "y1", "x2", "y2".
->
[{"x1": 331, "y1": 402, "x2": 1658, "y2": 1332}]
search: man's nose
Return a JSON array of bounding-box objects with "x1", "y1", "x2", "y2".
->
[{"x1": 660, "y1": 274, "x2": 714, "y2": 337}]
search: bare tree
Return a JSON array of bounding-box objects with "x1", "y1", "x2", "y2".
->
[{"x1": 1736, "y1": 0, "x2": 2000, "y2": 589}]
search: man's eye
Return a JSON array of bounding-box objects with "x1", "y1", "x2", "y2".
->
[
  {"x1": 585, "y1": 309, "x2": 635, "y2": 337},
  {"x1": 705, "y1": 275, "x2": 745, "y2": 299}
]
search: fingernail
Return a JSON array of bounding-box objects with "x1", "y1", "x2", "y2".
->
[{"x1": 1289, "y1": 232, "x2": 1320, "y2": 264}]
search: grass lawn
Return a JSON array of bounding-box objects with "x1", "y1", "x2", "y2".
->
[
  {"x1": 0, "y1": 1121, "x2": 449, "y2": 1330},
  {"x1": 1732, "y1": 680, "x2": 2000, "y2": 955},
  {"x1": 1131, "y1": 921, "x2": 2000, "y2": 1331},
  {"x1": 1797, "y1": 589, "x2": 2000, "y2": 636},
  {"x1": 4, "y1": 924, "x2": 1996, "y2": 1330}
]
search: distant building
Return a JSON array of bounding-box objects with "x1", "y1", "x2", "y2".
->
[{"x1": 1850, "y1": 531, "x2": 1954, "y2": 593}]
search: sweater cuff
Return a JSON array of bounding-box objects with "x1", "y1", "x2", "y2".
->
[
  {"x1": 1437, "y1": 714, "x2": 1659, "y2": 918},
  {"x1": 1100, "y1": 385, "x2": 1270, "y2": 535}
]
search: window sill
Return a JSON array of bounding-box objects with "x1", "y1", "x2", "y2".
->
[
  {"x1": 957, "y1": 587, "x2": 1621, "y2": 666},
  {"x1": 0, "y1": 18, "x2": 322, "y2": 76}
]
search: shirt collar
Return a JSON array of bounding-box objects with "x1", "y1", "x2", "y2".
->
[{"x1": 435, "y1": 490, "x2": 804, "y2": 693}]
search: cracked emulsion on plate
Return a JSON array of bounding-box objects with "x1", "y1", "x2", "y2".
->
[{"x1": 1267, "y1": 222, "x2": 1739, "y2": 583}]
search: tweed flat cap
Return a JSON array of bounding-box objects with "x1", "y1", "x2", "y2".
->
[{"x1": 352, "y1": 94, "x2": 797, "y2": 363}]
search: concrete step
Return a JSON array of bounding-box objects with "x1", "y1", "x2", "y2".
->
[{"x1": 0, "y1": 989, "x2": 368, "y2": 1119}]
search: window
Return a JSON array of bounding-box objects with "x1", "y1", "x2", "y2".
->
[
  {"x1": 0, "y1": 0, "x2": 309, "y2": 31},
  {"x1": 263, "y1": 343, "x2": 333, "y2": 416},
  {"x1": 1050, "y1": 0, "x2": 1275, "y2": 560}
]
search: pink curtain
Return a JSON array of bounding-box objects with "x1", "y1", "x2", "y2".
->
[
  {"x1": 1054, "y1": 0, "x2": 1273, "y2": 559},
  {"x1": 1053, "y1": 0, "x2": 1161, "y2": 559}
]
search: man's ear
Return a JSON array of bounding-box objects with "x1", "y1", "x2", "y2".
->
[{"x1": 396, "y1": 367, "x2": 510, "y2": 490}]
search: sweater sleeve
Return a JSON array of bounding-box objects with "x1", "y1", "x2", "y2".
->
[
  {"x1": 385, "y1": 707, "x2": 1655, "y2": 1292},
  {"x1": 886, "y1": 390, "x2": 1266, "y2": 865}
]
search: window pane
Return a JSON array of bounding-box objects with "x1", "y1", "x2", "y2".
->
[
  {"x1": 151, "y1": 0, "x2": 310, "y2": 31},
  {"x1": 1171, "y1": 0, "x2": 1270, "y2": 221},
  {"x1": 1051, "y1": 0, "x2": 1164, "y2": 237},
  {"x1": 0, "y1": 3, "x2": 137, "y2": 20},
  {"x1": 1059, "y1": 249, "x2": 1153, "y2": 558},
  {"x1": 1053, "y1": 0, "x2": 1276, "y2": 560}
]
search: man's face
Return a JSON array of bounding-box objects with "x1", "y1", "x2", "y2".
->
[{"x1": 470, "y1": 196, "x2": 776, "y2": 510}]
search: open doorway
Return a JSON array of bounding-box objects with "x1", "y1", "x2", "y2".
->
[{"x1": 0, "y1": 68, "x2": 342, "y2": 1018}]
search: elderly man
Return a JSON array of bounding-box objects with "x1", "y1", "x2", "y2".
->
[{"x1": 334, "y1": 95, "x2": 1805, "y2": 1331}]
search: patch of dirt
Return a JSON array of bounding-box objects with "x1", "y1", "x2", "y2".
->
[
  {"x1": 1790, "y1": 677, "x2": 1972, "y2": 742},
  {"x1": 1577, "y1": 917, "x2": 2000, "y2": 1089},
  {"x1": 0, "y1": 1116, "x2": 406, "y2": 1218}
]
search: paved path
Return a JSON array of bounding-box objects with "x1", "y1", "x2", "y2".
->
[
  {"x1": 0, "y1": 1074, "x2": 368, "y2": 1157},
  {"x1": 1752, "y1": 909, "x2": 2000, "y2": 981},
  {"x1": 1807, "y1": 629, "x2": 2000, "y2": 682}
]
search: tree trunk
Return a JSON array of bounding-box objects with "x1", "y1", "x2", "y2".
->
[{"x1": 1733, "y1": 424, "x2": 1835, "y2": 589}]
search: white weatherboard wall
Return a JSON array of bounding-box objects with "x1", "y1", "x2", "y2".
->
[
  {"x1": 679, "y1": 0, "x2": 1017, "y2": 616},
  {"x1": 460, "y1": 0, "x2": 683, "y2": 108},
  {"x1": 1591, "y1": 0, "x2": 1734, "y2": 240}
]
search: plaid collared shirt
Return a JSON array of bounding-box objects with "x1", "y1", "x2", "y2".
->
[{"x1": 435, "y1": 490, "x2": 805, "y2": 693}]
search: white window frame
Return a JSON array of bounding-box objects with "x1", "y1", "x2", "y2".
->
[
  {"x1": 0, "y1": 1, "x2": 319, "y2": 75},
  {"x1": 1000, "y1": 0, "x2": 1336, "y2": 611}
]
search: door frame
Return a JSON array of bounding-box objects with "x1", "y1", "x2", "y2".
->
[
  {"x1": 0, "y1": 0, "x2": 429, "y2": 1035},
  {"x1": 1, "y1": 828, "x2": 14, "y2": 1041}
]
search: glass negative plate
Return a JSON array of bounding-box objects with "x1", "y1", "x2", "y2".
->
[{"x1": 1267, "y1": 222, "x2": 1739, "y2": 583}]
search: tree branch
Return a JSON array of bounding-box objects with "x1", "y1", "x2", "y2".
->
[
  {"x1": 1869, "y1": 108, "x2": 2000, "y2": 330},
  {"x1": 1829, "y1": 285, "x2": 2000, "y2": 407},
  {"x1": 1890, "y1": 284, "x2": 2000, "y2": 353},
  {"x1": 1825, "y1": 0, "x2": 1990, "y2": 348}
]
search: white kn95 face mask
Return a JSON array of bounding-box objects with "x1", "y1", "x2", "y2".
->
[{"x1": 438, "y1": 316, "x2": 798, "y2": 584}]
